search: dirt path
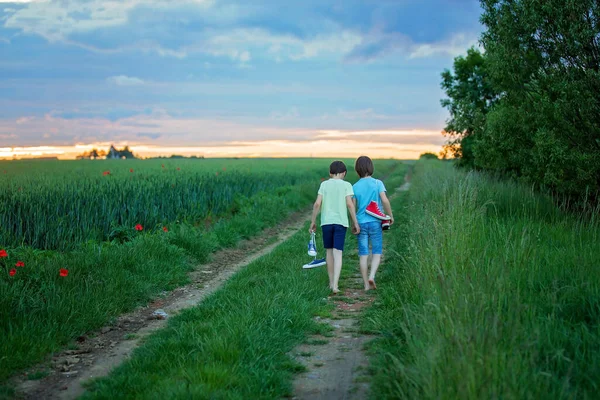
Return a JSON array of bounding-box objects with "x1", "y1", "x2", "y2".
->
[
  {"x1": 291, "y1": 179, "x2": 411, "y2": 400},
  {"x1": 11, "y1": 209, "x2": 311, "y2": 400},
  {"x1": 291, "y1": 273, "x2": 376, "y2": 400}
]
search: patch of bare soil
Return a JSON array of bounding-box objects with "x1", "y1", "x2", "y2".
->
[
  {"x1": 291, "y1": 272, "x2": 375, "y2": 400},
  {"x1": 10, "y1": 209, "x2": 311, "y2": 400}
]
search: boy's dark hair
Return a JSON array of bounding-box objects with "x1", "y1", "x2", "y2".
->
[
  {"x1": 355, "y1": 156, "x2": 374, "y2": 177},
  {"x1": 329, "y1": 160, "x2": 347, "y2": 175}
]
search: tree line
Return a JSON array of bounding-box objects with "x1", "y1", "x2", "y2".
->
[
  {"x1": 442, "y1": 0, "x2": 600, "y2": 205},
  {"x1": 77, "y1": 145, "x2": 136, "y2": 160}
]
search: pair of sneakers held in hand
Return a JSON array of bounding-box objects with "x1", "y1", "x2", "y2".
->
[{"x1": 365, "y1": 200, "x2": 392, "y2": 230}]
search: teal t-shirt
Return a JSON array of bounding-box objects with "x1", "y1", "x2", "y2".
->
[
  {"x1": 353, "y1": 177, "x2": 387, "y2": 224},
  {"x1": 318, "y1": 178, "x2": 354, "y2": 227}
]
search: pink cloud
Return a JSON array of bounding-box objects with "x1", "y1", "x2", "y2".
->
[{"x1": 0, "y1": 112, "x2": 444, "y2": 159}]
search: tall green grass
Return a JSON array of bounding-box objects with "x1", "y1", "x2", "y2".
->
[{"x1": 363, "y1": 161, "x2": 600, "y2": 399}]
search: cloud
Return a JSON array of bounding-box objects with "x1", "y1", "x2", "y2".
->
[
  {"x1": 2, "y1": 0, "x2": 479, "y2": 63},
  {"x1": 345, "y1": 31, "x2": 478, "y2": 62},
  {"x1": 2, "y1": 0, "x2": 362, "y2": 61},
  {"x1": 200, "y1": 28, "x2": 362, "y2": 62},
  {"x1": 289, "y1": 31, "x2": 362, "y2": 60},
  {"x1": 16, "y1": 116, "x2": 33, "y2": 124},
  {"x1": 137, "y1": 132, "x2": 161, "y2": 139},
  {"x1": 409, "y1": 33, "x2": 479, "y2": 59},
  {"x1": 269, "y1": 107, "x2": 299, "y2": 121},
  {"x1": 2, "y1": 0, "x2": 213, "y2": 42},
  {"x1": 107, "y1": 75, "x2": 145, "y2": 86},
  {"x1": 335, "y1": 108, "x2": 391, "y2": 121},
  {"x1": 0, "y1": 110, "x2": 444, "y2": 150},
  {"x1": 345, "y1": 32, "x2": 411, "y2": 62},
  {"x1": 314, "y1": 129, "x2": 445, "y2": 145},
  {"x1": 0, "y1": 112, "x2": 308, "y2": 147}
]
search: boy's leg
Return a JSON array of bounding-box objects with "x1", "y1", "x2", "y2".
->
[
  {"x1": 322, "y1": 225, "x2": 335, "y2": 289},
  {"x1": 359, "y1": 256, "x2": 369, "y2": 290},
  {"x1": 332, "y1": 249, "x2": 343, "y2": 293},
  {"x1": 369, "y1": 223, "x2": 384, "y2": 288},
  {"x1": 331, "y1": 225, "x2": 347, "y2": 293},
  {"x1": 326, "y1": 249, "x2": 334, "y2": 289},
  {"x1": 369, "y1": 255, "x2": 382, "y2": 287},
  {"x1": 357, "y1": 223, "x2": 370, "y2": 290}
]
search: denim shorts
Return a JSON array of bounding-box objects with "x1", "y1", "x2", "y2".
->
[
  {"x1": 322, "y1": 224, "x2": 347, "y2": 251},
  {"x1": 357, "y1": 221, "x2": 383, "y2": 256}
]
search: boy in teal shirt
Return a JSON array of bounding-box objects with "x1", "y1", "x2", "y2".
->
[
  {"x1": 310, "y1": 161, "x2": 360, "y2": 294},
  {"x1": 352, "y1": 156, "x2": 394, "y2": 290}
]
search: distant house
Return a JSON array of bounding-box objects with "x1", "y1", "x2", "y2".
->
[
  {"x1": 107, "y1": 145, "x2": 136, "y2": 159},
  {"x1": 107, "y1": 145, "x2": 121, "y2": 159}
]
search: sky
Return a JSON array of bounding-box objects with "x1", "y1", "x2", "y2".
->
[{"x1": 0, "y1": 0, "x2": 483, "y2": 159}]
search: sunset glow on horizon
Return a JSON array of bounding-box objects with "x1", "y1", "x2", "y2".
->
[{"x1": 0, "y1": 129, "x2": 446, "y2": 160}]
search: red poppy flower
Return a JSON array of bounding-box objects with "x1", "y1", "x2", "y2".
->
[
  {"x1": 130, "y1": 169, "x2": 134, "y2": 173},
  {"x1": 321, "y1": 178, "x2": 326, "y2": 181},
  {"x1": 222, "y1": 167, "x2": 226, "y2": 171},
  {"x1": 177, "y1": 167, "x2": 181, "y2": 171},
  {"x1": 135, "y1": 224, "x2": 144, "y2": 231},
  {"x1": 9, "y1": 268, "x2": 16, "y2": 277},
  {"x1": 163, "y1": 226, "x2": 168, "y2": 232},
  {"x1": 59, "y1": 268, "x2": 69, "y2": 277},
  {"x1": 103, "y1": 171, "x2": 110, "y2": 176},
  {"x1": 15, "y1": 261, "x2": 25, "y2": 267},
  {"x1": 161, "y1": 164, "x2": 165, "y2": 168},
  {"x1": 0, "y1": 249, "x2": 7, "y2": 258}
]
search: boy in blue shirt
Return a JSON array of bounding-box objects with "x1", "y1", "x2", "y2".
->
[{"x1": 352, "y1": 156, "x2": 394, "y2": 290}]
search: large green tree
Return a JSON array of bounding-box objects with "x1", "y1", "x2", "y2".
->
[
  {"x1": 479, "y1": 0, "x2": 600, "y2": 199},
  {"x1": 440, "y1": 47, "x2": 498, "y2": 167}
]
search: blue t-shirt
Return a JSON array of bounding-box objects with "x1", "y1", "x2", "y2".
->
[{"x1": 353, "y1": 177, "x2": 387, "y2": 224}]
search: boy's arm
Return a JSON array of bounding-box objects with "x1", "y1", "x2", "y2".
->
[
  {"x1": 380, "y1": 192, "x2": 394, "y2": 225},
  {"x1": 310, "y1": 195, "x2": 323, "y2": 233},
  {"x1": 345, "y1": 195, "x2": 360, "y2": 234}
]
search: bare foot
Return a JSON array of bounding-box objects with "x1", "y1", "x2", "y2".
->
[
  {"x1": 332, "y1": 288, "x2": 340, "y2": 295},
  {"x1": 368, "y1": 279, "x2": 377, "y2": 290},
  {"x1": 364, "y1": 285, "x2": 370, "y2": 291}
]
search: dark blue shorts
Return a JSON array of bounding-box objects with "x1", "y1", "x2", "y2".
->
[{"x1": 322, "y1": 224, "x2": 347, "y2": 251}]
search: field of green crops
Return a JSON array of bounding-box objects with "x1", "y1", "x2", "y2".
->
[
  {"x1": 0, "y1": 158, "x2": 397, "y2": 250},
  {"x1": 0, "y1": 158, "x2": 402, "y2": 388}
]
